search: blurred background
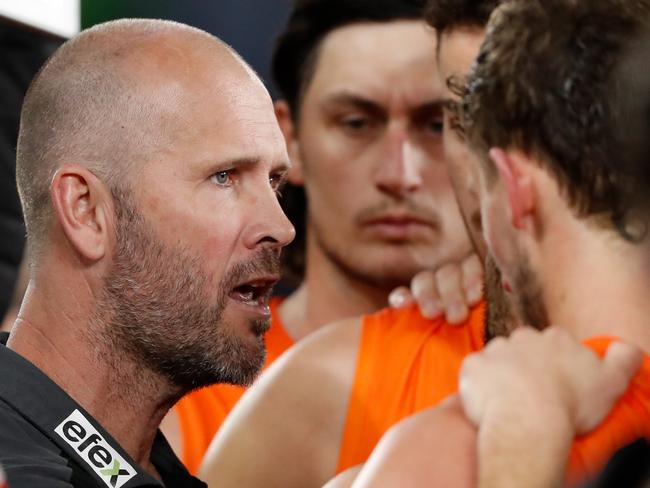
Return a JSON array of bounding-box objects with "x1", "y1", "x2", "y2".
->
[
  {"x1": 0, "y1": 0, "x2": 295, "y2": 326},
  {"x1": 82, "y1": 0, "x2": 291, "y2": 97}
]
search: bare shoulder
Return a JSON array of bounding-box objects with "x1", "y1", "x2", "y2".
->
[
  {"x1": 254, "y1": 315, "x2": 363, "y2": 396},
  {"x1": 353, "y1": 397, "x2": 477, "y2": 488},
  {"x1": 199, "y1": 316, "x2": 363, "y2": 487}
]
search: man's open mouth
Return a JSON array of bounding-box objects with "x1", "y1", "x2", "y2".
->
[{"x1": 229, "y1": 277, "x2": 279, "y2": 307}]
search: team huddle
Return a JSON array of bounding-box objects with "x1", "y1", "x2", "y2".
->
[{"x1": 0, "y1": 0, "x2": 649, "y2": 487}]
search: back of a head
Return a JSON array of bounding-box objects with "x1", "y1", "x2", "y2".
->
[
  {"x1": 16, "y1": 19, "x2": 238, "y2": 261},
  {"x1": 462, "y1": 0, "x2": 650, "y2": 240}
]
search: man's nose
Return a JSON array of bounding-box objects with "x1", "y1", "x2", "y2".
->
[
  {"x1": 374, "y1": 131, "x2": 423, "y2": 197},
  {"x1": 242, "y1": 190, "x2": 296, "y2": 250}
]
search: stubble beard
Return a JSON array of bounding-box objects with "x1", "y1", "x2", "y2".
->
[{"x1": 92, "y1": 188, "x2": 274, "y2": 396}]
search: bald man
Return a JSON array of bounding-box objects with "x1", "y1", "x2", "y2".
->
[{"x1": 0, "y1": 18, "x2": 294, "y2": 488}]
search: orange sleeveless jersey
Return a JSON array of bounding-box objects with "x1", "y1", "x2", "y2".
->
[
  {"x1": 567, "y1": 337, "x2": 650, "y2": 485},
  {"x1": 336, "y1": 301, "x2": 486, "y2": 473},
  {"x1": 175, "y1": 297, "x2": 293, "y2": 474}
]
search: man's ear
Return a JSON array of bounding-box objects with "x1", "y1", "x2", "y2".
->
[
  {"x1": 50, "y1": 165, "x2": 112, "y2": 261},
  {"x1": 489, "y1": 148, "x2": 536, "y2": 230},
  {"x1": 275, "y1": 100, "x2": 304, "y2": 186}
]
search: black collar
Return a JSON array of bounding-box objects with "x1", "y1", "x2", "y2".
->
[{"x1": 0, "y1": 333, "x2": 205, "y2": 487}]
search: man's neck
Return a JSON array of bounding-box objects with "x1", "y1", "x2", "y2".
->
[
  {"x1": 8, "y1": 279, "x2": 175, "y2": 478},
  {"x1": 540, "y1": 224, "x2": 650, "y2": 353},
  {"x1": 279, "y1": 234, "x2": 391, "y2": 342}
]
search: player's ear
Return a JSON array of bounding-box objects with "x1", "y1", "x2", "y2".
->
[
  {"x1": 50, "y1": 165, "x2": 111, "y2": 261},
  {"x1": 489, "y1": 147, "x2": 536, "y2": 230},
  {"x1": 275, "y1": 100, "x2": 304, "y2": 186}
]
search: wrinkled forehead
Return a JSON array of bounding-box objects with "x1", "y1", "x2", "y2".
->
[{"x1": 307, "y1": 20, "x2": 443, "y2": 108}]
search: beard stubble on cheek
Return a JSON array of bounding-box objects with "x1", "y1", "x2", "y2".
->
[
  {"x1": 513, "y1": 256, "x2": 550, "y2": 332},
  {"x1": 94, "y1": 188, "x2": 279, "y2": 393}
]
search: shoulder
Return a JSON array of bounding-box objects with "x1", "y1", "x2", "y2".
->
[
  {"x1": 242, "y1": 315, "x2": 363, "y2": 407},
  {"x1": 273, "y1": 316, "x2": 363, "y2": 375},
  {"x1": 375, "y1": 397, "x2": 476, "y2": 460},
  {"x1": 569, "y1": 340, "x2": 650, "y2": 483},
  {"x1": 199, "y1": 317, "x2": 364, "y2": 486},
  {"x1": 0, "y1": 400, "x2": 75, "y2": 487},
  {"x1": 354, "y1": 397, "x2": 477, "y2": 488}
]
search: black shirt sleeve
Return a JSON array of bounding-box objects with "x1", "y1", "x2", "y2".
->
[{"x1": 582, "y1": 438, "x2": 650, "y2": 488}]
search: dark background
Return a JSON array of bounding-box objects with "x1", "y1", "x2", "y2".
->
[{"x1": 81, "y1": 0, "x2": 293, "y2": 97}]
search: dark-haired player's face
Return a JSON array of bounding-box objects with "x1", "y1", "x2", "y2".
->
[{"x1": 291, "y1": 21, "x2": 471, "y2": 289}]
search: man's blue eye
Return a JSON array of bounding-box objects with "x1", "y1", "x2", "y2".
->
[{"x1": 212, "y1": 171, "x2": 230, "y2": 185}]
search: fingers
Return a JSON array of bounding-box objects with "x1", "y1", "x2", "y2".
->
[
  {"x1": 388, "y1": 286, "x2": 414, "y2": 309},
  {"x1": 396, "y1": 253, "x2": 484, "y2": 323},
  {"x1": 410, "y1": 271, "x2": 442, "y2": 318},
  {"x1": 461, "y1": 254, "x2": 484, "y2": 306},
  {"x1": 435, "y1": 264, "x2": 469, "y2": 325}
]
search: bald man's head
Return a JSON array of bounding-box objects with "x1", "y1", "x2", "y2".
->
[{"x1": 16, "y1": 19, "x2": 258, "y2": 259}]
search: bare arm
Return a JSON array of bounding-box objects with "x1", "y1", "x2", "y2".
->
[
  {"x1": 199, "y1": 318, "x2": 362, "y2": 488},
  {"x1": 352, "y1": 396, "x2": 477, "y2": 488}
]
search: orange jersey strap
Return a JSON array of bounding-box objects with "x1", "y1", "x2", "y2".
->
[
  {"x1": 175, "y1": 297, "x2": 293, "y2": 474},
  {"x1": 336, "y1": 301, "x2": 486, "y2": 473},
  {"x1": 567, "y1": 337, "x2": 650, "y2": 486}
]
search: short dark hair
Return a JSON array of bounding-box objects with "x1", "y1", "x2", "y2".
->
[
  {"x1": 463, "y1": 0, "x2": 650, "y2": 241},
  {"x1": 272, "y1": 0, "x2": 425, "y2": 284},
  {"x1": 424, "y1": 0, "x2": 501, "y2": 34},
  {"x1": 272, "y1": 0, "x2": 425, "y2": 114}
]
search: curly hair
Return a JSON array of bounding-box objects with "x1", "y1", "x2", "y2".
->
[{"x1": 462, "y1": 0, "x2": 650, "y2": 240}]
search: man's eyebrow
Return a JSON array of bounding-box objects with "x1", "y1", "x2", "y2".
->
[
  {"x1": 210, "y1": 157, "x2": 260, "y2": 170},
  {"x1": 322, "y1": 92, "x2": 447, "y2": 115},
  {"x1": 412, "y1": 100, "x2": 446, "y2": 113},
  {"x1": 271, "y1": 160, "x2": 291, "y2": 176},
  {"x1": 206, "y1": 157, "x2": 290, "y2": 175},
  {"x1": 321, "y1": 92, "x2": 385, "y2": 115}
]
